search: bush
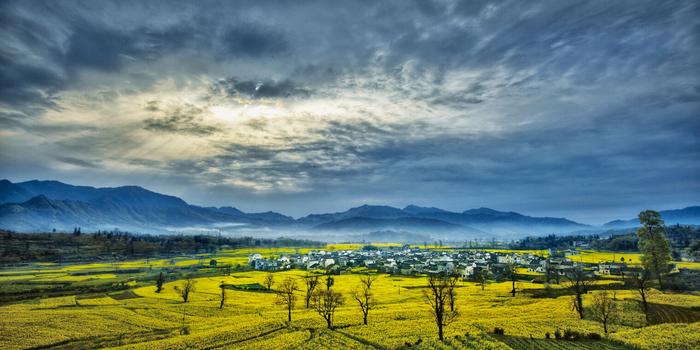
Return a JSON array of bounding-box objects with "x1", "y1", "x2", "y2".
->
[
  {"x1": 587, "y1": 332, "x2": 602, "y2": 340},
  {"x1": 557, "y1": 329, "x2": 601, "y2": 341},
  {"x1": 563, "y1": 329, "x2": 583, "y2": 340}
]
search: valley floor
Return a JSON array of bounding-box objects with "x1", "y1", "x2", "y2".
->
[{"x1": 1, "y1": 251, "x2": 700, "y2": 350}]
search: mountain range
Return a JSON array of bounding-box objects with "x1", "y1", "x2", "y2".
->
[
  {"x1": 602, "y1": 206, "x2": 700, "y2": 228},
  {"x1": 1, "y1": 179, "x2": 698, "y2": 239}
]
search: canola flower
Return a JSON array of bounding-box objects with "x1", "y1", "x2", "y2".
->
[{"x1": 1, "y1": 249, "x2": 699, "y2": 350}]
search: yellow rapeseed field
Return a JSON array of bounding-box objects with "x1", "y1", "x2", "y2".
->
[{"x1": 1, "y1": 247, "x2": 699, "y2": 349}]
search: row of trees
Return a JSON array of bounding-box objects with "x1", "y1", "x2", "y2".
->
[
  {"x1": 270, "y1": 272, "x2": 460, "y2": 340},
  {"x1": 271, "y1": 273, "x2": 366, "y2": 328},
  {"x1": 166, "y1": 265, "x2": 656, "y2": 339},
  {"x1": 164, "y1": 271, "x2": 459, "y2": 340},
  {"x1": 0, "y1": 230, "x2": 322, "y2": 263}
]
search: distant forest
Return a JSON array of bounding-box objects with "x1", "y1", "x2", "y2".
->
[
  {"x1": 0, "y1": 230, "x2": 322, "y2": 263},
  {"x1": 514, "y1": 224, "x2": 700, "y2": 258}
]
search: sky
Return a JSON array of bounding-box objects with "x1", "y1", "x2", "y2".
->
[{"x1": 0, "y1": 0, "x2": 698, "y2": 224}]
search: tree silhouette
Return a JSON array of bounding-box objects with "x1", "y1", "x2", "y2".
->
[
  {"x1": 565, "y1": 267, "x2": 593, "y2": 319},
  {"x1": 352, "y1": 274, "x2": 377, "y2": 325},
  {"x1": 311, "y1": 277, "x2": 343, "y2": 329},
  {"x1": 174, "y1": 278, "x2": 196, "y2": 303},
  {"x1": 275, "y1": 277, "x2": 300, "y2": 323},
  {"x1": 304, "y1": 274, "x2": 319, "y2": 308},
  {"x1": 423, "y1": 274, "x2": 458, "y2": 341}
]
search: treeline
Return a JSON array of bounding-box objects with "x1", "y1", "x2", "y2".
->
[
  {"x1": 514, "y1": 225, "x2": 700, "y2": 254},
  {"x1": 0, "y1": 230, "x2": 322, "y2": 263}
]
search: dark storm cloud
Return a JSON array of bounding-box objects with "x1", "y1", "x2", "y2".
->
[
  {"x1": 55, "y1": 156, "x2": 101, "y2": 169},
  {"x1": 222, "y1": 23, "x2": 289, "y2": 58},
  {"x1": 211, "y1": 78, "x2": 312, "y2": 99},
  {"x1": 143, "y1": 104, "x2": 220, "y2": 135},
  {"x1": 0, "y1": 0, "x2": 698, "y2": 221},
  {"x1": 0, "y1": 53, "x2": 63, "y2": 111},
  {"x1": 62, "y1": 20, "x2": 135, "y2": 73}
]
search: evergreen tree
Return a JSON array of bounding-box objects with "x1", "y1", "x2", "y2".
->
[
  {"x1": 636, "y1": 210, "x2": 671, "y2": 289},
  {"x1": 155, "y1": 271, "x2": 165, "y2": 293}
]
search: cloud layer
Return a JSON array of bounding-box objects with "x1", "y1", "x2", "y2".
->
[{"x1": 1, "y1": 0, "x2": 698, "y2": 223}]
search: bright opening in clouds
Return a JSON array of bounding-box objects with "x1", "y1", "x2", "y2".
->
[{"x1": 1, "y1": 0, "x2": 698, "y2": 223}]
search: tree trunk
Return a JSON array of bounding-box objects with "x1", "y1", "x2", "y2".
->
[
  {"x1": 576, "y1": 293, "x2": 584, "y2": 319},
  {"x1": 640, "y1": 294, "x2": 649, "y2": 325},
  {"x1": 511, "y1": 279, "x2": 516, "y2": 297},
  {"x1": 363, "y1": 312, "x2": 368, "y2": 325},
  {"x1": 654, "y1": 259, "x2": 663, "y2": 290},
  {"x1": 603, "y1": 318, "x2": 608, "y2": 334},
  {"x1": 287, "y1": 304, "x2": 292, "y2": 322}
]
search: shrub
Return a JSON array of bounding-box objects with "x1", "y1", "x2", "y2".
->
[
  {"x1": 587, "y1": 332, "x2": 602, "y2": 340},
  {"x1": 563, "y1": 329, "x2": 583, "y2": 340}
]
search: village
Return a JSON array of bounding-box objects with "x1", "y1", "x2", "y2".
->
[{"x1": 246, "y1": 245, "x2": 642, "y2": 281}]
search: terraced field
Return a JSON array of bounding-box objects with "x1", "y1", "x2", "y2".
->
[
  {"x1": 491, "y1": 335, "x2": 631, "y2": 350},
  {"x1": 647, "y1": 302, "x2": 700, "y2": 324}
]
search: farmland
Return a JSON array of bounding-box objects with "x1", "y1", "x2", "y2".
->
[{"x1": 1, "y1": 246, "x2": 700, "y2": 349}]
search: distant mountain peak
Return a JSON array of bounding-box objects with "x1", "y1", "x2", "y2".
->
[
  {"x1": 403, "y1": 204, "x2": 449, "y2": 214},
  {"x1": 603, "y1": 206, "x2": 700, "y2": 228},
  {"x1": 24, "y1": 195, "x2": 53, "y2": 208},
  {"x1": 463, "y1": 207, "x2": 507, "y2": 215}
]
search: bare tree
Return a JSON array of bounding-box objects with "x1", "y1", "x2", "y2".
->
[
  {"x1": 474, "y1": 268, "x2": 488, "y2": 291},
  {"x1": 264, "y1": 272, "x2": 275, "y2": 290},
  {"x1": 352, "y1": 274, "x2": 377, "y2": 325},
  {"x1": 507, "y1": 262, "x2": 518, "y2": 297},
  {"x1": 304, "y1": 274, "x2": 320, "y2": 308},
  {"x1": 625, "y1": 269, "x2": 652, "y2": 325},
  {"x1": 311, "y1": 285, "x2": 344, "y2": 329},
  {"x1": 591, "y1": 290, "x2": 619, "y2": 334},
  {"x1": 174, "y1": 278, "x2": 196, "y2": 303},
  {"x1": 447, "y1": 274, "x2": 459, "y2": 312},
  {"x1": 275, "y1": 277, "x2": 300, "y2": 323},
  {"x1": 219, "y1": 281, "x2": 226, "y2": 309},
  {"x1": 423, "y1": 274, "x2": 459, "y2": 341},
  {"x1": 565, "y1": 267, "x2": 594, "y2": 319}
]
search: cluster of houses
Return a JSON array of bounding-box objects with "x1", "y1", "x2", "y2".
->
[{"x1": 247, "y1": 246, "x2": 641, "y2": 280}]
